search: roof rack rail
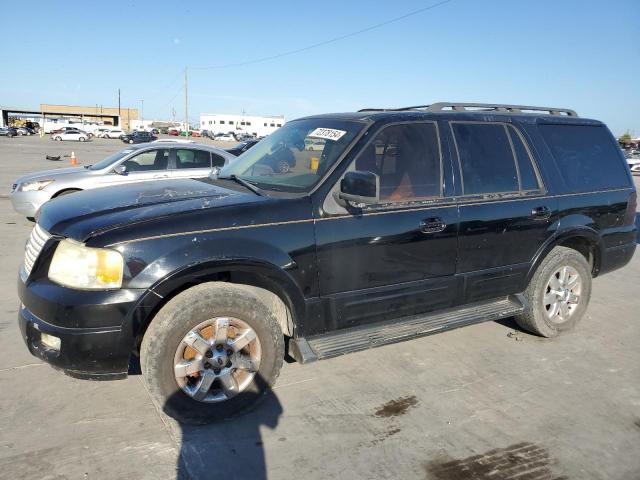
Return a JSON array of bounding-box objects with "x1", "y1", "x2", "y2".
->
[{"x1": 359, "y1": 102, "x2": 578, "y2": 117}]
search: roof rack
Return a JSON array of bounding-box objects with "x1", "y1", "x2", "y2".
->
[{"x1": 359, "y1": 102, "x2": 578, "y2": 117}]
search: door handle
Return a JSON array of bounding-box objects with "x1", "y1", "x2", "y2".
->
[
  {"x1": 531, "y1": 206, "x2": 551, "y2": 220},
  {"x1": 419, "y1": 217, "x2": 447, "y2": 234}
]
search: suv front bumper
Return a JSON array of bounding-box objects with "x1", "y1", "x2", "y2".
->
[{"x1": 17, "y1": 276, "x2": 150, "y2": 379}]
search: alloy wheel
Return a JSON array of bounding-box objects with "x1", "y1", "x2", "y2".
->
[
  {"x1": 173, "y1": 316, "x2": 262, "y2": 403},
  {"x1": 542, "y1": 265, "x2": 582, "y2": 323}
]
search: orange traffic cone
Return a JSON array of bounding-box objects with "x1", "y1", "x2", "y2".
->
[{"x1": 70, "y1": 151, "x2": 77, "y2": 166}]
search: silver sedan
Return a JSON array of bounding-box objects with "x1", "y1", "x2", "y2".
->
[{"x1": 10, "y1": 142, "x2": 235, "y2": 218}]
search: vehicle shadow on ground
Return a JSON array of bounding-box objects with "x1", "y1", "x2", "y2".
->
[{"x1": 165, "y1": 375, "x2": 283, "y2": 480}]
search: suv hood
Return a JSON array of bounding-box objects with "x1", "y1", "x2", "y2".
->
[
  {"x1": 37, "y1": 178, "x2": 266, "y2": 242},
  {"x1": 15, "y1": 166, "x2": 87, "y2": 185}
]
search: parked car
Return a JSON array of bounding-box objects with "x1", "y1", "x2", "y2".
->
[
  {"x1": 16, "y1": 127, "x2": 35, "y2": 136},
  {"x1": 95, "y1": 128, "x2": 112, "y2": 138},
  {"x1": 215, "y1": 133, "x2": 235, "y2": 142},
  {"x1": 10, "y1": 143, "x2": 234, "y2": 218},
  {"x1": 121, "y1": 131, "x2": 157, "y2": 144},
  {"x1": 168, "y1": 129, "x2": 180, "y2": 136},
  {"x1": 16, "y1": 102, "x2": 637, "y2": 424},
  {"x1": 0, "y1": 127, "x2": 17, "y2": 138},
  {"x1": 626, "y1": 155, "x2": 640, "y2": 174},
  {"x1": 225, "y1": 139, "x2": 259, "y2": 156},
  {"x1": 103, "y1": 129, "x2": 125, "y2": 139},
  {"x1": 50, "y1": 126, "x2": 83, "y2": 136},
  {"x1": 305, "y1": 138, "x2": 325, "y2": 151},
  {"x1": 51, "y1": 130, "x2": 90, "y2": 142}
]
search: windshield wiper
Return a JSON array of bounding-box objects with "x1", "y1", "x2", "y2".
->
[{"x1": 218, "y1": 174, "x2": 264, "y2": 196}]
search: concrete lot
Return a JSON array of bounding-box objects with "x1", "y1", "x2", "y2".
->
[{"x1": 0, "y1": 135, "x2": 639, "y2": 480}]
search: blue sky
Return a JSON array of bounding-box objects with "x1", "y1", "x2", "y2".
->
[{"x1": 1, "y1": 0, "x2": 638, "y2": 135}]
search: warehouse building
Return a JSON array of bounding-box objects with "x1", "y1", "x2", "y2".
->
[{"x1": 200, "y1": 113, "x2": 285, "y2": 137}]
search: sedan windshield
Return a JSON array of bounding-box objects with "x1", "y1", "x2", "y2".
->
[
  {"x1": 219, "y1": 118, "x2": 365, "y2": 192},
  {"x1": 90, "y1": 149, "x2": 135, "y2": 170}
]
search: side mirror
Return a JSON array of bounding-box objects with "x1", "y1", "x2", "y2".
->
[
  {"x1": 339, "y1": 170, "x2": 379, "y2": 205},
  {"x1": 114, "y1": 165, "x2": 127, "y2": 175}
]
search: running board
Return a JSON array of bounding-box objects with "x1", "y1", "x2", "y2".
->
[{"x1": 290, "y1": 295, "x2": 525, "y2": 363}]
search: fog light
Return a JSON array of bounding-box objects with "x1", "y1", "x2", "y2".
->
[{"x1": 40, "y1": 332, "x2": 61, "y2": 351}]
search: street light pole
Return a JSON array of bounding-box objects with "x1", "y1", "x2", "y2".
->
[{"x1": 184, "y1": 67, "x2": 189, "y2": 133}]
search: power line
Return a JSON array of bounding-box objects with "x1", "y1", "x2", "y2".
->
[{"x1": 190, "y1": 0, "x2": 453, "y2": 70}]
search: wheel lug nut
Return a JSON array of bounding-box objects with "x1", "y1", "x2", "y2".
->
[
  {"x1": 226, "y1": 361, "x2": 232, "y2": 368},
  {"x1": 213, "y1": 369, "x2": 220, "y2": 375},
  {"x1": 227, "y1": 349, "x2": 233, "y2": 356},
  {"x1": 216, "y1": 344, "x2": 224, "y2": 352},
  {"x1": 205, "y1": 350, "x2": 213, "y2": 358},
  {"x1": 217, "y1": 358, "x2": 224, "y2": 365}
]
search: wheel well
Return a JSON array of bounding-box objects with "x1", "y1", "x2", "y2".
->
[
  {"x1": 52, "y1": 188, "x2": 82, "y2": 198},
  {"x1": 134, "y1": 271, "x2": 296, "y2": 354},
  {"x1": 558, "y1": 236, "x2": 598, "y2": 273}
]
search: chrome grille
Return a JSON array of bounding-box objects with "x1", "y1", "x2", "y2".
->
[{"x1": 24, "y1": 224, "x2": 51, "y2": 276}]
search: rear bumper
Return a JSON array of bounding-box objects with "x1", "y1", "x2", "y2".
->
[{"x1": 599, "y1": 242, "x2": 637, "y2": 275}]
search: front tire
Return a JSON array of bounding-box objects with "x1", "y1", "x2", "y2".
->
[
  {"x1": 515, "y1": 246, "x2": 592, "y2": 337},
  {"x1": 141, "y1": 282, "x2": 285, "y2": 424}
]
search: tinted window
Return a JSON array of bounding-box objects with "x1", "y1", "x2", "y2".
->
[
  {"x1": 355, "y1": 123, "x2": 441, "y2": 201},
  {"x1": 123, "y1": 149, "x2": 169, "y2": 172},
  {"x1": 211, "y1": 154, "x2": 226, "y2": 167},
  {"x1": 452, "y1": 123, "x2": 518, "y2": 195},
  {"x1": 508, "y1": 126, "x2": 541, "y2": 191},
  {"x1": 175, "y1": 149, "x2": 211, "y2": 169},
  {"x1": 539, "y1": 124, "x2": 629, "y2": 192}
]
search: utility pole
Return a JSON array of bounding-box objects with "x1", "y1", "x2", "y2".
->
[
  {"x1": 118, "y1": 89, "x2": 121, "y2": 117},
  {"x1": 184, "y1": 67, "x2": 189, "y2": 133}
]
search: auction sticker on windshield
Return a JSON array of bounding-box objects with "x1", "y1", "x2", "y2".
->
[{"x1": 308, "y1": 128, "x2": 347, "y2": 141}]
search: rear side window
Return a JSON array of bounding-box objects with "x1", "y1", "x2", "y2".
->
[
  {"x1": 539, "y1": 124, "x2": 629, "y2": 192},
  {"x1": 175, "y1": 149, "x2": 211, "y2": 169},
  {"x1": 452, "y1": 123, "x2": 519, "y2": 195},
  {"x1": 509, "y1": 127, "x2": 540, "y2": 191}
]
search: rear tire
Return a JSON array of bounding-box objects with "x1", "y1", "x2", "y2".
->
[
  {"x1": 141, "y1": 282, "x2": 285, "y2": 424},
  {"x1": 55, "y1": 136, "x2": 62, "y2": 141},
  {"x1": 515, "y1": 246, "x2": 592, "y2": 337}
]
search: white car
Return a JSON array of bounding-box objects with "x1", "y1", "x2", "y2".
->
[
  {"x1": 627, "y1": 156, "x2": 640, "y2": 174},
  {"x1": 104, "y1": 129, "x2": 125, "y2": 139},
  {"x1": 215, "y1": 134, "x2": 236, "y2": 142},
  {"x1": 51, "y1": 130, "x2": 90, "y2": 142},
  {"x1": 94, "y1": 128, "x2": 113, "y2": 138}
]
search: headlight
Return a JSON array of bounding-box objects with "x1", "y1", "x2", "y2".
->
[
  {"x1": 48, "y1": 239, "x2": 124, "y2": 289},
  {"x1": 20, "y1": 179, "x2": 54, "y2": 192}
]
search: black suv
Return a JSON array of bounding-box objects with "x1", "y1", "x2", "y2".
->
[
  {"x1": 17, "y1": 102, "x2": 637, "y2": 423},
  {"x1": 121, "y1": 131, "x2": 157, "y2": 144}
]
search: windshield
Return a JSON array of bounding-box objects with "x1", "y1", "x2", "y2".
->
[
  {"x1": 219, "y1": 118, "x2": 364, "y2": 192},
  {"x1": 90, "y1": 149, "x2": 135, "y2": 170}
]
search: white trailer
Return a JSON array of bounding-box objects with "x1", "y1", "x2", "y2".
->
[{"x1": 199, "y1": 113, "x2": 285, "y2": 137}]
